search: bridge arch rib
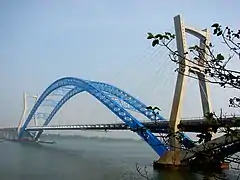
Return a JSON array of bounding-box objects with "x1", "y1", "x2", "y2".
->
[
  {"x1": 34, "y1": 80, "x2": 192, "y2": 148},
  {"x1": 34, "y1": 81, "x2": 167, "y2": 140},
  {"x1": 89, "y1": 81, "x2": 165, "y2": 121},
  {"x1": 19, "y1": 77, "x2": 168, "y2": 156},
  {"x1": 34, "y1": 87, "x2": 85, "y2": 140}
]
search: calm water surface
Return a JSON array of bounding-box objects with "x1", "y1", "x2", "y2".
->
[{"x1": 0, "y1": 135, "x2": 238, "y2": 180}]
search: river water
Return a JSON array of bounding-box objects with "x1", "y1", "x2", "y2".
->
[{"x1": 0, "y1": 134, "x2": 238, "y2": 180}]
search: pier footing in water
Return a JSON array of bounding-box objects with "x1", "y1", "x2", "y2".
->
[
  {"x1": 153, "y1": 151, "x2": 229, "y2": 172},
  {"x1": 153, "y1": 151, "x2": 187, "y2": 170}
]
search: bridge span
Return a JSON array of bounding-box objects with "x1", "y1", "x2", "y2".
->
[
  {"x1": 25, "y1": 117, "x2": 240, "y2": 133},
  {"x1": 2, "y1": 14, "x2": 240, "y2": 171},
  {"x1": 2, "y1": 117, "x2": 240, "y2": 133}
]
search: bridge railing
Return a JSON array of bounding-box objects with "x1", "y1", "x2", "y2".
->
[{"x1": 180, "y1": 114, "x2": 240, "y2": 121}]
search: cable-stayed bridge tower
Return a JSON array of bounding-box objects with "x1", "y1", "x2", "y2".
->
[{"x1": 156, "y1": 14, "x2": 212, "y2": 166}]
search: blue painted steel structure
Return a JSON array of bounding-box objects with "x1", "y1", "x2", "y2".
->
[
  {"x1": 19, "y1": 77, "x2": 169, "y2": 156},
  {"x1": 19, "y1": 77, "x2": 194, "y2": 156},
  {"x1": 34, "y1": 81, "x2": 167, "y2": 140}
]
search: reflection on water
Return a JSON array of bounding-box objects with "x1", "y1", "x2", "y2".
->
[{"x1": 0, "y1": 134, "x2": 238, "y2": 180}]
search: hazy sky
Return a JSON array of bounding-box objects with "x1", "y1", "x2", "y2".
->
[{"x1": 0, "y1": 0, "x2": 239, "y2": 134}]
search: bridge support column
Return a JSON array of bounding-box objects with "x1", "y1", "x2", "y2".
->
[
  {"x1": 17, "y1": 92, "x2": 38, "y2": 139},
  {"x1": 17, "y1": 92, "x2": 27, "y2": 136},
  {"x1": 155, "y1": 14, "x2": 212, "y2": 168},
  {"x1": 154, "y1": 15, "x2": 188, "y2": 168}
]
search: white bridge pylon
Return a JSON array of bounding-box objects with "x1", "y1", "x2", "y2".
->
[
  {"x1": 17, "y1": 92, "x2": 38, "y2": 134},
  {"x1": 157, "y1": 14, "x2": 212, "y2": 165}
]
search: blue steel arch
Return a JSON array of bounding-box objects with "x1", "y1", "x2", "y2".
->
[
  {"x1": 89, "y1": 82, "x2": 193, "y2": 148},
  {"x1": 19, "y1": 77, "x2": 168, "y2": 156},
  {"x1": 34, "y1": 81, "x2": 166, "y2": 140},
  {"x1": 89, "y1": 81, "x2": 165, "y2": 121},
  {"x1": 34, "y1": 87, "x2": 85, "y2": 140}
]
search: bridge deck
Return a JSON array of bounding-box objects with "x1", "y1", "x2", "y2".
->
[{"x1": 1, "y1": 118, "x2": 240, "y2": 133}]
